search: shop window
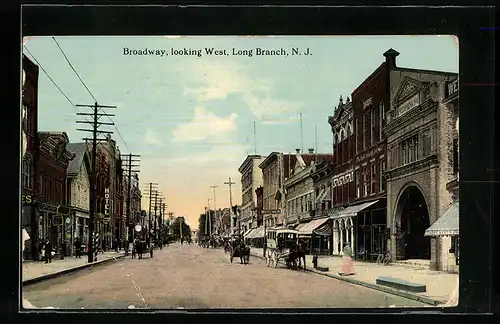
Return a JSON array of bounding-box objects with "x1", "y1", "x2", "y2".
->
[{"x1": 371, "y1": 163, "x2": 376, "y2": 194}]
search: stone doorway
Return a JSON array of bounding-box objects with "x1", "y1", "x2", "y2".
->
[{"x1": 395, "y1": 185, "x2": 431, "y2": 260}]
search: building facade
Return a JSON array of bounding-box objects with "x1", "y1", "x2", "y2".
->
[
  {"x1": 255, "y1": 186, "x2": 264, "y2": 227},
  {"x1": 21, "y1": 54, "x2": 40, "y2": 260},
  {"x1": 37, "y1": 132, "x2": 74, "y2": 257},
  {"x1": 66, "y1": 143, "x2": 91, "y2": 255},
  {"x1": 238, "y1": 155, "x2": 265, "y2": 232},
  {"x1": 378, "y1": 52, "x2": 458, "y2": 271}
]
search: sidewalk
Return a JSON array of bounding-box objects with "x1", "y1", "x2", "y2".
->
[
  {"x1": 22, "y1": 251, "x2": 126, "y2": 284},
  {"x1": 249, "y1": 247, "x2": 458, "y2": 306}
]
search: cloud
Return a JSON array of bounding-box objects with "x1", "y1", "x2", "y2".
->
[
  {"x1": 260, "y1": 114, "x2": 302, "y2": 125},
  {"x1": 143, "y1": 129, "x2": 163, "y2": 146},
  {"x1": 180, "y1": 60, "x2": 301, "y2": 122},
  {"x1": 172, "y1": 107, "x2": 237, "y2": 142}
]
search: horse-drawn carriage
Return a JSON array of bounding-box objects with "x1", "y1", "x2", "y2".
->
[
  {"x1": 265, "y1": 228, "x2": 306, "y2": 270},
  {"x1": 132, "y1": 238, "x2": 153, "y2": 259},
  {"x1": 228, "y1": 234, "x2": 250, "y2": 264}
]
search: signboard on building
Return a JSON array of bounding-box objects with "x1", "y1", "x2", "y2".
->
[
  {"x1": 262, "y1": 209, "x2": 281, "y2": 214},
  {"x1": 104, "y1": 188, "x2": 110, "y2": 216},
  {"x1": 398, "y1": 94, "x2": 420, "y2": 116},
  {"x1": 446, "y1": 78, "x2": 458, "y2": 98}
]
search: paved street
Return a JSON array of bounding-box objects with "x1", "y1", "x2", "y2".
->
[{"x1": 23, "y1": 243, "x2": 427, "y2": 309}]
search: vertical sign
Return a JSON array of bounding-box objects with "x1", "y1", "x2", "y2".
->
[
  {"x1": 446, "y1": 78, "x2": 458, "y2": 98},
  {"x1": 104, "y1": 188, "x2": 110, "y2": 216}
]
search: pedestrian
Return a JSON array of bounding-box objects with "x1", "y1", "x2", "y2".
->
[
  {"x1": 339, "y1": 242, "x2": 355, "y2": 276},
  {"x1": 44, "y1": 238, "x2": 53, "y2": 264},
  {"x1": 74, "y1": 238, "x2": 82, "y2": 258}
]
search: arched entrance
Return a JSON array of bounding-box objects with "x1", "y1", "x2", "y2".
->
[{"x1": 395, "y1": 185, "x2": 431, "y2": 260}]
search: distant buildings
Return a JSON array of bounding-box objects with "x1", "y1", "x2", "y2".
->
[{"x1": 238, "y1": 155, "x2": 266, "y2": 231}]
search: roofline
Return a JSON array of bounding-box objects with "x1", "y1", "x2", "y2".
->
[
  {"x1": 258, "y1": 152, "x2": 280, "y2": 169},
  {"x1": 238, "y1": 155, "x2": 264, "y2": 173},
  {"x1": 394, "y1": 66, "x2": 458, "y2": 76},
  {"x1": 352, "y1": 62, "x2": 386, "y2": 96}
]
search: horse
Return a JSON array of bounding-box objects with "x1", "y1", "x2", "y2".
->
[
  {"x1": 230, "y1": 242, "x2": 250, "y2": 264},
  {"x1": 135, "y1": 240, "x2": 146, "y2": 259},
  {"x1": 295, "y1": 241, "x2": 307, "y2": 270}
]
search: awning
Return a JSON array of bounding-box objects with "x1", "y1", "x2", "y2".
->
[
  {"x1": 298, "y1": 217, "x2": 330, "y2": 235},
  {"x1": 245, "y1": 228, "x2": 257, "y2": 238},
  {"x1": 295, "y1": 223, "x2": 307, "y2": 231},
  {"x1": 332, "y1": 200, "x2": 379, "y2": 219},
  {"x1": 425, "y1": 202, "x2": 459, "y2": 237},
  {"x1": 243, "y1": 228, "x2": 253, "y2": 237},
  {"x1": 252, "y1": 226, "x2": 265, "y2": 238},
  {"x1": 314, "y1": 222, "x2": 332, "y2": 236}
]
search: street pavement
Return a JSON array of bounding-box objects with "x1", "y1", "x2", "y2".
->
[
  {"x1": 250, "y1": 247, "x2": 458, "y2": 305},
  {"x1": 22, "y1": 243, "x2": 428, "y2": 309}
]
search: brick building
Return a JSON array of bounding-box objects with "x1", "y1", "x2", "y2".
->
[
  {"x1": 21, "y1": 55, "x2": 40, "y2": 260},
  {"x1": 37, "y1": 132, "x2": 75, "y2": 257},
  {"x1": 238, "y1": 155, "x2": 265, "y2": 232},
  {"x1": 255, "y1": 186, "x2": 263, "y2": 227}
]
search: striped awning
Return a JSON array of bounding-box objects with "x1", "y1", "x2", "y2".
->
[
  {"x1": 314, "y1": 223, "x2": 332, "y2": 236},
  {"x1": 298, "y1": 217, "x2": 330, "y2": 235},
  {"x1": 247, "y1": 226, "x2": 265, "y2": 239},
  {"x1": 425, "y1": 202, "x2": 459, "y2": 237},
  {"x1": 243, "y1": 228, "x2": 253, "y2": 237},
  {"x1": 332, "y1": 200, "x2": 379, "y2": 219}
]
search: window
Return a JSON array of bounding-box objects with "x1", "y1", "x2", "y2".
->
[
  {"x1": 361, "y1": 115, "x2": 365, "y2": 150},
  {"x1": 22, "y1": 104, "x2": 29, "y2": 132},
  {"x1": 371, "y1": 108, "x2": 376, "y2": 145},
  {"x1": 408, "y1": 138, "x2": 413, "y2": 162},
  {"x1": 379, "y1": 101, "x2": 385, "y2": 140},
  {"x1": 402, "y1": 142, "x2": 407, "y2": 165},
  {"x1": 22, "y1": 159, "x2": 31, "y2": 189},
  {"x1": 453, "y1": 138, "x2": 459, "y2": 175},
  {"x1": 414, "y1": 136, "x2": 419, "y2": 160},
  {"x1": 371, "y1": 163, "x2": 376, "y2": 194},
  {"x1": 355, "y1": 171, "x2": 360, "y2": 198},
  {"x1": 380, "y1": 160, "x2": 386, "y2": 192},
  {"x1": 363, "y1": 168, "x2": 368, "y2": 196},
  {"x1": 355, "y1": 119, "x2": 359, "y2": 154}
]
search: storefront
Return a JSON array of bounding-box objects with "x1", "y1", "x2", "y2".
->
[
  {"x1": 424, "y1": 201, "x2": 459, "y2": 273},
  {"x1": 354, "y1": 200, "x2": 388, "y2": 261},
  {"x1": 296, "y1": 217, "x2": 331, "y2": 255},
  {"x1": 38, "y1": 203, "x2": 71, "y2": 258},
  {"x1": 331, "y1": 200, "x2": 382, "y2": 258}
]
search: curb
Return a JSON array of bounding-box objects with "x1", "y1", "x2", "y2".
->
[
  {"x1": 22, "y1": 254, "x2": 126, "y2": 286},
  {"x1": 250, "y1": 252, "x2": 443, "y2": 306}
]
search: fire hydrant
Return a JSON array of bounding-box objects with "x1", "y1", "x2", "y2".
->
[{"x1": 312, "y1": 254, "x2": 318, "y2": 268}]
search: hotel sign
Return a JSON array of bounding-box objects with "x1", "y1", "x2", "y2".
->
[
  {"x1": 446, "y1": 78, "x2": 458, "y2": 98},
  {"x1": 104, "y1": 187, "x2": 110, "y2": 215}
]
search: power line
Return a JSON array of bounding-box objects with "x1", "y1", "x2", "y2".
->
[
  {"x1": 23, "y1": 45, "x2": 84, "y2": 118},
  {"x1": 52, "y1": 37, "x2": 131, "y2": 153},
  {"x1": 52, "y1": 37, "x2": 97, "y2": 103}
]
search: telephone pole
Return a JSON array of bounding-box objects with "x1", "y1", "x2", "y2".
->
[
  {"x1": 143, "y1": 183, "x2": 158, "y2": 243},
  {"x1": 152, "y1": 194, "x2": 164, "y2": 241},
  {"x1": 121, "y1": 153, "x2": 140, "y2": 255},
  {"x1": 207, "y1": 198, "x2": 212, "y2": 236},
  {"x1": 224, "y1": 177, "x2": 235, "y2": 235},
  {"x1": 76, "y1": 102, "x2": 117, "y2": 264},
  {"x1": 210, "y1": 185, "x2": 219, "y2": 233},
  {"x1": 160, "y1": 202, "x2": 166, "y2": 242}
]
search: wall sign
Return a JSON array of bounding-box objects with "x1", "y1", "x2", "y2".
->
[
  {"x1": 363, "y1": 97, "x2": 372, "y2": 109},
  {"x1": 446, "y1": 78, "x2": 458, "y2": 98},
  {"x1": 262, "y1": 209, "x2": 281, "y2": 214},
  {"x1": 398, "y1": 94, "x2": 420, "y2": 116},
  {"x1": 104, "y1": 188, "x2": 110, "y2": 215}
]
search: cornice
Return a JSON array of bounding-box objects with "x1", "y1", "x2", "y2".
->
[
  {"x1": 385, "y1": 154, "x2": 439, "y2": 181},
  {"x1": 384, "y1": 99, "x2": 437, "y2": 137}
]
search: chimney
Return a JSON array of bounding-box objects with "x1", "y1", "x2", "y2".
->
[
  {"x1": 308, "y1": 148, "x2": 314, "y2": 154},
  {"x1": 295, "y1": 148, "x2": 301, "y2": 153},
  {"x1": 383, "y1": 48, "x2": 400, "y2": 69}
]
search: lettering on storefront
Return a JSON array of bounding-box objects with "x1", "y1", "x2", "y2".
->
[
  {"x1": 356, "y1": 145, "x2": 384, "y2": 164},
  {"x1": 398, "y1": 94, "x2": 419, "y2": 116},
  {"x1": 104, "y1": 188, "x2": 110, "y2": 216},
  {"x1": 21, "y1": 194, "x2": 34, "y2": 205},
  {"x1": 363, "y1": 97, "x2": 372, "y2": 109},
  {"x1": 446, "y1": 78, "x2": 458, "y2": 98}
]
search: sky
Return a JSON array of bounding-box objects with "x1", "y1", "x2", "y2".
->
[{"x1": 22, "y1": 36, "x2": 458, "y2": 227}]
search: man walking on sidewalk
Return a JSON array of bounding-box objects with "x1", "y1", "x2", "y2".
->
[
  {"x1": 44, "y1": 238, "x2": 53, "y2": 264},
  {"x1": 74, "y1": 238, "x2": 82, "y2": 258}
]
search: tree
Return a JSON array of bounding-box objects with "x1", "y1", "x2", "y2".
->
[
  {"x1": 197, "y1": 210, "x2": 215, "y2": 238},
  {"x1": 171, "y1": 217, "x2": 191, "y2": 240}
]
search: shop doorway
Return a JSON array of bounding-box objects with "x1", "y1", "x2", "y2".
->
[{"x1": 395, "y1": 185, "x2": 431, "y2": 260}]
